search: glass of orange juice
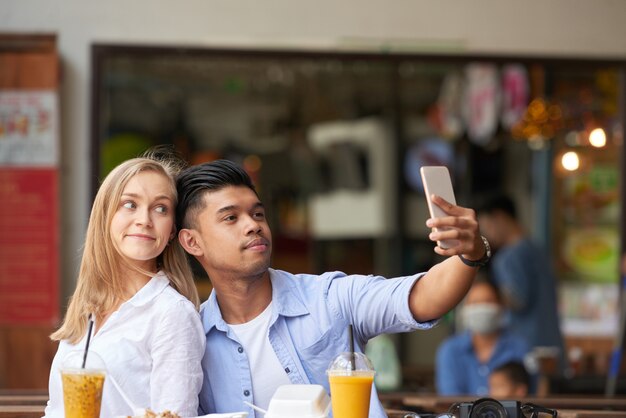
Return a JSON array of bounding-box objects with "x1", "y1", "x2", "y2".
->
[
  {"x1": 61, "y1": 350, "x2": 106, "y2": 418},
  {"x1": 327, "y1": 352, "x2": 375, "y2": 418}
]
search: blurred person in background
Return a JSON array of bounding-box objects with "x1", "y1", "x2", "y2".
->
[
  {"x1": 489, "y1": 360, "x2": 530, "y2": 399},
  {"x1": 478, "y1": 195, "x2": 563, "y2": 357},
  {"x1": 436, "y1": 278, "x2": 529, "y2": 395},
  {"x1": 44, "y1": 155, "x2": 205, "y2": 418}
]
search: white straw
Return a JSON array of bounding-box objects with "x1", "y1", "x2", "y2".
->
[
  {"x1": 243, "y1": 401, "x2": 267, "y2": 416},
  {"x1": 107, "y1": 373, "x2": 145, "y2": 416}
]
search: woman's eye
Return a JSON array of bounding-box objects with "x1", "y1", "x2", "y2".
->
[
  {"x1": 122, "y1": 201, "x2": 135, "y2": 209},
  {"x1": 155, "y1": 205, "x2": 168, "y2": 214}
]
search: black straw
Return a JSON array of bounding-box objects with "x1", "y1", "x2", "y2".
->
[
  {"x1": 81, "y1": 314, "x2": 95, "y2": 369},
  {"x1": 348, "y1": 324, "x2": 355, "y2": 371}
]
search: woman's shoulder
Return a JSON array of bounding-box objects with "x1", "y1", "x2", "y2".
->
[{"x1": 152, "y1": 275, "x2": 198, "y2": 315}]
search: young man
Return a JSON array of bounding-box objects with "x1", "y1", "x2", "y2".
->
[
  {"x1": 176, "y1": 160, "x2": 489, "y2": 418},
  {"x1": 477, "y1": 195, "x2": 563, "y2": 355}
]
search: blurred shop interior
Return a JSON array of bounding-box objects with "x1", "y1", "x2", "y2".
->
[{"x1": 1, "y1": 8, "x2": 626, "y2": 402}]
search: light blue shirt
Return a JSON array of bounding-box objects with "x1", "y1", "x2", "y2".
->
[
  {"x1": 198, "y1": 268, "x2": 434, "y2": 418},
  {"x1": 436, "y1": 330, "x2": 530, "y2": 395}
]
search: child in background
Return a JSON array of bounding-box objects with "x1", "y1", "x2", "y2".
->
[{"x1": 489, "y1": 361, "x2": 530, "y2": 399}]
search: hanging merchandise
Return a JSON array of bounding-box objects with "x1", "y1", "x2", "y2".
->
[
  {"x1": 436, "y1": 71, "x2": 465, "y2": 141},
  {"x1": 501, "y1": 64, "x2": 529, "y2": 130},
  {"x1": 462, "y1": 63, "x2": 500, "y2": 147}
]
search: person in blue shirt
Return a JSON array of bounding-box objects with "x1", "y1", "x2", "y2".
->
[
  {"x1": 175, "y1": 160, "x2": 490, "y2": 418},
  {"x1": 477, "y1": 195, "x2": 563, "y2": 355},
  {"x1": 436, "y1": 278, "x2": 529, "y2": 395}
]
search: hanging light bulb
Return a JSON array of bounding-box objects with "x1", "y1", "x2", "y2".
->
[
  {"x1": 589, "y1": 128, "x2": 607, "y2": 148},
  {"x1": 561, "y1": 151, "x2": 580, "y2": 171}
]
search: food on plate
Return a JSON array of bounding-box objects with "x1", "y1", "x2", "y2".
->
[{"x1": 129, "y1": 408, "x2": 180, "y2": 418}]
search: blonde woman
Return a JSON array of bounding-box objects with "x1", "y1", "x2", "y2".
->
[{"x1": 44, "y1": 155, "x2": 205, "y2": 418}]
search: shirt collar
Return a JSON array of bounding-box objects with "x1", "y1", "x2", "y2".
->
[
  {"x1": 126, "y1": 270, "x2": 170, "y2": 307},
  {"x1": 201, "y1": 268, "x2": 310, "y2": 334}
]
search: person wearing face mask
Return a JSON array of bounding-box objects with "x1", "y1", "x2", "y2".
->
[{"x1": 435, "y1": 278, "x2": 530, "y2": 396}]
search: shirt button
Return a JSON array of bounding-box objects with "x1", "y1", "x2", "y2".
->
[
  {"x1": 285, "y1": 367, "x2": 290, "y2": 373},
  {"x1": 244, "y1": 390, "x2": 250, "y2": 397},
  {"x1": 238, "y1": 346, "x2": 243, "y2": 353}
]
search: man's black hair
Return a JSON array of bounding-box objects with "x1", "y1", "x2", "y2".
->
[
  {"x1": 176, "y1": 159, "x2": 257, "y2": 230},
  {"x1": 478, "y1": 194, "x2": 517, "y2": 220},
  {"x1": 492, "y1": 360, "x2": 530, "y2": 388}
]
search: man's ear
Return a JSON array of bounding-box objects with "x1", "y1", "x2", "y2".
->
[{"x1": 178, "y1": 228, "x2": 204, "y2": 257}]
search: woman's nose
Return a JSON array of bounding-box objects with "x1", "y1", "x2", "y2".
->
[{"x1": 135, "y1": 208, "x2": 152, "y2": 226}]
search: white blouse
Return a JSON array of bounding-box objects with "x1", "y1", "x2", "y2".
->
[{"x1": 44, "y1": 272, "x2": 206, "y2": 418}]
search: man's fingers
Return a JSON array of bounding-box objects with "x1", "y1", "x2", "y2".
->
[
  {"x1": 426, "y1": 215, "x2": 477, "y2": 230},
  {"x1": 429, "y1": 228, "x2": 472, "y2": 242},
  {"x1": 431, "y1": 195, "x2": 475, "y2": 218},
  {"x1": 432, "y1": 240, "x2": 478, "y2": 257}
]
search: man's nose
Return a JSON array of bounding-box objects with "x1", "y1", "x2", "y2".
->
[{"x1": 244, "y1": 215, "x2": 262, "y2": 235}]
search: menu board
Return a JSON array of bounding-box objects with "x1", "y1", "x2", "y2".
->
[
  {"x1": 0, "y1": 90, "x2": 59, "y2": 325},
  {"x1": 559, "y1": 163, "x2": 620, "y2": 283}
]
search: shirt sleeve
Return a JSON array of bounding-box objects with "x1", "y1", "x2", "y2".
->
[
  {"x1": 325, "y1": 272, "x2": 437, "y2": 343},
  {"x1": 43, "y1": 344, "x2": 64, "y2": 418},
  {"x1": 150, "y1": 299, "x2": 206, "y2": 417},
  {"x1": 435, "y1": 339, "x2": 465, "y2": 395}
]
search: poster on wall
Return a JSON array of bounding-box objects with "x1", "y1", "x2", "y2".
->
[
  {"x1": 0, "y1": 90, "x2": 59, "y2": 325},
  {"x1": 0, "y1": 91, "x2": 59, "y2": 165},
  {"x1": 559, "y1": 164, "x2": 620, "y2": 283}
]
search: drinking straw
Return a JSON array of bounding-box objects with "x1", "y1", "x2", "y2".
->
[
  {"x1": 348, "y1": 324, "x2": 355, "y2": 371},
  {"x1": 81, "y1": 313, "x2": 95, "y2": 369}
]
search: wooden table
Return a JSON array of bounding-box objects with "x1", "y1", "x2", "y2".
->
[
  {"x1": 0, "y1": 396, "x2": 47, "y2": 406},
  {"x1": 0, "y1": 405, "x2": 45, "y2": 418},
  {"x1": 396, "y1": 394, "x2": 626, "y2": 412},
  {"x1": 559, "y1": 411, "x2": 626, "y2": 418}
]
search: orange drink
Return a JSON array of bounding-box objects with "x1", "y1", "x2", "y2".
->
[
  {"x1": 328, "y1": 372, "x2": 374, "y2": 418},
  {"x1": 61, "y1": 369, "x2": 105, "y2": 418},
  {"x1": 327, "y1": 351, "x2": 376, "y2": 418}
]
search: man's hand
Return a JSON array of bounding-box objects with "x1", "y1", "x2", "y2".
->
[
  {"x1": 408, "y1": 195, "x2": 484, "y2": 322},
  {"x1": 425, "y1": 195, "x2": 484, "y2": 261}
]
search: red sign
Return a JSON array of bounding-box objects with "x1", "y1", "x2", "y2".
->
[{"x1": 0, "y1": 168, "x2": 59, "y2": 324}]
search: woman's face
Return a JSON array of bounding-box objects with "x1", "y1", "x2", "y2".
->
[{"x1": 110, "y1": 170, "x2": 175, "y2": 271}]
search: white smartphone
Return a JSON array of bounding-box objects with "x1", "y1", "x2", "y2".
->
[{"x1": 420, "y1": 166, "x2": 457, "y2": 249}]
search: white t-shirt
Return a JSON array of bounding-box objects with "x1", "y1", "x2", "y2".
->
[
  {"x1": 229, "y1": 302, "x2": 290, "y2": 415},
  {"x1": 44, "y1": 272, "x2": 206, "y2": 418}
]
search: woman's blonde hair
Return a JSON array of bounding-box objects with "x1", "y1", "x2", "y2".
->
[{"x1": 51, "y1": 154, "x2": 199, "y2": 343}]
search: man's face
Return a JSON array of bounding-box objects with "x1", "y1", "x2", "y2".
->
[{"x1": 179, "y1": 185, "x2": 272, "y2": 280}]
